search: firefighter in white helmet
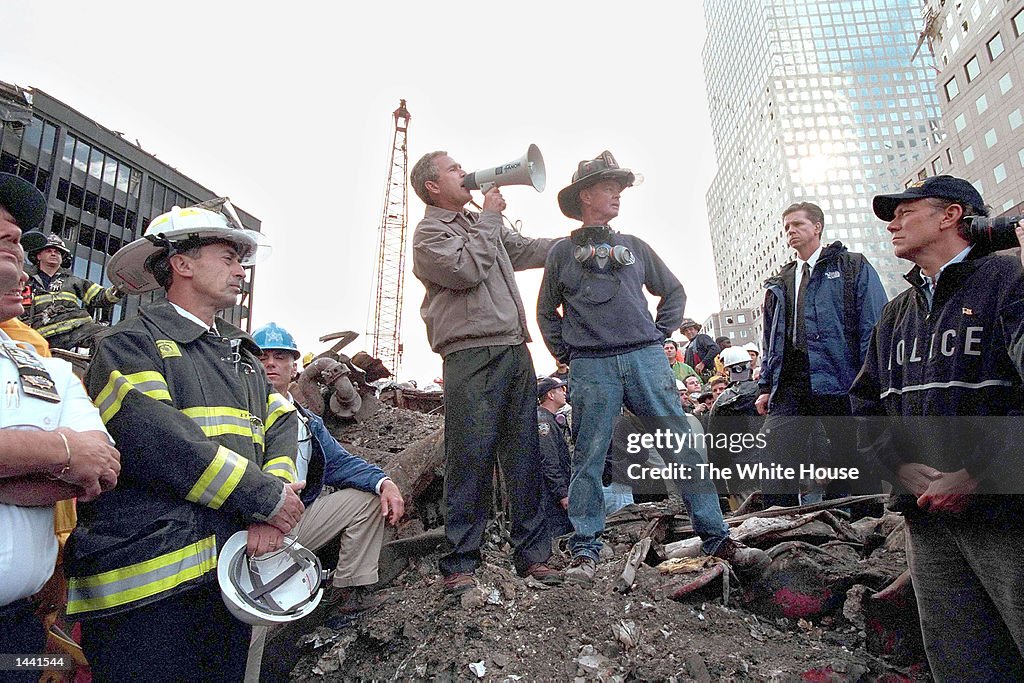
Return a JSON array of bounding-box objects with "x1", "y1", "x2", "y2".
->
[{"x1": 65, "y1": 203, "x2": 300, "y2": 680}]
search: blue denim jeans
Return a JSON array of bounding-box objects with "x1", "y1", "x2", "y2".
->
[
  {"x1": 568, "y1": 344, "x2": 729, "y2": 562},
  {"x1": 603, "y1": 481, "x2": 634, "y2": 516}
]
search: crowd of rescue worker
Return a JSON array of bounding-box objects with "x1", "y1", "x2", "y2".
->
[{"x1": 1, "y1": 148, "x2": 1023, "y2": 681}]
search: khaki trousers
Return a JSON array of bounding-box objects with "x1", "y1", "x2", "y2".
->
[{"x1": 244, "y1": 488, "x2": 384, "y2": 682}]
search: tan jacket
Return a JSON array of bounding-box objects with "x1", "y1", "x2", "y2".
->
[{"x1": 412, "y1": 206, "x2": 555, "y2": 357}]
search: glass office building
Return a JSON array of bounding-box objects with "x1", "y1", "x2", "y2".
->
[
  {"x1": 0, "y1": 81, "x2": 260, "y2": 328},
  {"x1": 703, "y1": 0, "x2": 941, "y2": 314},
  {"x1": 902, "y1": 0, "x2": 1024, "y2": 217}
]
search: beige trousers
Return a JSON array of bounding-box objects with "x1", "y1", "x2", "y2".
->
[{"x1": 244, "y1": 488, "x2": 384, "y2": 682}]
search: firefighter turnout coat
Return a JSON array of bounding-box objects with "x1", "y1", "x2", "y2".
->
[
  {"x1": 65, "y1": 302, "x2": 299, "y2": 619},
  {"x1": 21, "y1": 265, "x2": 119, "y2": 342}
]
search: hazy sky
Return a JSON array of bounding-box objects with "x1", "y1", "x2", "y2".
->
[{"x1": 4, "y1": 1, "x2": 722, "y2": 383}]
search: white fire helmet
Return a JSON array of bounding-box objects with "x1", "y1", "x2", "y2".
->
[
  {"x1": 106, "y1": 202, "x2": 270, "y2": 294},
  {"x1": 719, "y1": 346, "x2": 751, "y2": 368},
  {"x1": 217, "y1": 531, "x2": 327, "y2": 626}
]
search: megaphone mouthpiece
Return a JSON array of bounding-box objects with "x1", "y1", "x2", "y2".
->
[{"x1": 461, "y1": 144, "x2": 546, "y2": 193}]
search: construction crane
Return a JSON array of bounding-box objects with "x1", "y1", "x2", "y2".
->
[{"x1": 369, "y1": 99, "x2": 411, "y2": 376}]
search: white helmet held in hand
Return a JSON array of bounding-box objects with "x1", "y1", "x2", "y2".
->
[
  {"x1": 217, "y1": 531, "x2": 327, "y2": 626},
  {"x1": 106, "y1": 200, "x2": 270, "y2": 294}
]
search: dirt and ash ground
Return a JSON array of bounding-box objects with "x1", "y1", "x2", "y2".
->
[{"x1": 277, "y1": 408, "x2": 922, "y2": 682}]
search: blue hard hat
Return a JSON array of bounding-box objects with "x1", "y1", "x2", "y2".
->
[{"x1": 252, "y1": 322, "x2": 300, "y2": 358}]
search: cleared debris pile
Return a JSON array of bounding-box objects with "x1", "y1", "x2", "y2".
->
[
  {"x1": 281, "y1": 471, "x2": 928, "y2": 680},
  {"x1": 276, "y1": 381, "x2": 927, "y2": 680}
]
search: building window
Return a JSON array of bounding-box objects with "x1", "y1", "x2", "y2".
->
[
  {"x1": 973, "y1": 179, "x2": 984, "y2": 196},
  {"x1": 976, "y1": 93, "x2": 989, "y2": 114},
  {"x1": 994, "y1": 164, "x2": 1007, "y2": 184},
  {"x1": 1000, "y1": 73, "x2": 1014, "y2": 94},
  {"x1": 1014, "y1": 9, "x2": 1024, "y2": 38},
  {"x1": 954, "y1": 113, "x2": 967, "y2": 132},
  {"x1": 987, "y1": 33, "x2": 1004, "y2": 60},
  {"x1": 932, "y1": 157, "x2": 944, "y2": 174},
  {"x1": 1010, "y1": 109, "x2": 1023, "y2": 131},
  {"x1": 945, "y1": 76, "x2": 960, "y2": 101},
  {"x1": 985, "y1": 128, "x2": 998, "y2": 148},
  {"x1": 965, "y1": 55, "x2": 981, "y2": 82},
  {"x1": 737, "y1": 314, "x2": 746, "y2": 323},
  {"x1": 964, "y1": 145, "x2": 976, "y2": 164},
  {"x1": 1019, "y1": 148, "x2": 1024, "y2": 168}
]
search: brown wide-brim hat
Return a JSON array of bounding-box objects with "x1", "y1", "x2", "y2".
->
[{"x1": 557, "y1": 151, "x2": 636, "y2": 220}]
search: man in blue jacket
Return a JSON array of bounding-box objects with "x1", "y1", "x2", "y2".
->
[
  {"x1": 755, "y1": 202, "x2": 888, "y2": 507},
  {"x1": 246, "y1": 323, "x2": 405, "y2": 681},
  {"x1": 538, "y1": 151, "x2": 767, "y2": 584},
  {"x1": 253, "y1": 323, "x2": 404, "y2": 604}
]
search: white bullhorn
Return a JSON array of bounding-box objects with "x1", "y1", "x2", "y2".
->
[{"x1": 462, "y1": 144, "x2": 546, "y2": 193}]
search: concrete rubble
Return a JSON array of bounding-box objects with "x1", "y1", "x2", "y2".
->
[{"x1": 265, "y1": 339, "x2": 929, "y2": 680}]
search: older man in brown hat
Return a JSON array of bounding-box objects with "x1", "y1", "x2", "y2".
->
[{"x1": 538, "y1": 151, "x2": 767, "y2": 585}]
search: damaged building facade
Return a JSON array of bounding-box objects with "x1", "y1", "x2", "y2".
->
[{"x1": 0, "y1": 80, "x2": 260, "y2": 328}]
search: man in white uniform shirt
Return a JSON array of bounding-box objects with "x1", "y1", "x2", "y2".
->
[{"x1": 0, "y1": 173, "x2": 119, "y2": 677}]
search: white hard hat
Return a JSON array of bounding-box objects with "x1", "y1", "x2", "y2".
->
[
  {"x1": 106, "y1": 204, "x2": 270, "y2": 294},
  {"x1": 217, "y1": 531, "x2": 326, "y2": 626},
  {"x1": 741, "y1": 342, "x2": 760, "y2": 356},
  {"x1": 720, "y1": 346, "x2": 751, "y2": 368}
]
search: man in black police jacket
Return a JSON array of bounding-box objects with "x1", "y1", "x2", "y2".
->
[{"x1": 851, "y1": 175, "x2": 1024, "y2": 679}]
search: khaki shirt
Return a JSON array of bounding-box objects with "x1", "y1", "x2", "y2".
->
[{"x1": 412, "y1": 205, "x2": 555, "y2": 357}]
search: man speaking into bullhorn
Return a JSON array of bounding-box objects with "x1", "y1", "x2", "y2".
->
[{"x1": 409, "y1": 147, "x2": 562, "y2": 596}]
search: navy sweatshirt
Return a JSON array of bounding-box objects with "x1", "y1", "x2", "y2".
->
[{"x1": 537, "y1": 231, "x2": 686, "y2": 363}]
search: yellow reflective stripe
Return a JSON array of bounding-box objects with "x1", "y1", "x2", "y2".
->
[
  {"x1": 181, "y1": 406, "x2": 265, "y2": 447},
  {"x1": 265, "y1": 392, "x2": 294, "y2": 431},
  {"x1": 37, "y1": 318, "x2": 90, "y2": 337},
  {"x1": 66, "y1": 535, "x2": 217, "y2": 615},
  {"x1": 262, "y1": 456, "x2": 297, "y2": 483},
  {"x1": 82, "y1": 282, "x2": 103, "y2": 305},
  {"x1": 94, "y1": 371, "x2": 171, "y2": 423},
  {"x1": 33, "y1": 292, "x2": 82, "y2": 306},
  {"x1": 185, "y1": 445, "x2": 248, "y2": 509}
]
